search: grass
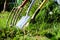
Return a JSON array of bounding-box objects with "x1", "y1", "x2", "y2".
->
[
  {"x1": 0, "y1": 12, "x2": 9, "y2": 28},
  {"x1": 0, "y1": 0, "x2": 60, "y2": 40},
  {"x1": 0, "y1": 11, "x2": 60, "y2": 40}
]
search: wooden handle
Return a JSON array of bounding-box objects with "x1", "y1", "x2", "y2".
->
[
  {"x1": 31, "y1": 0, "x2": 47, "y2": 21},
  {"x1": 21, "y1": 0, "x2": 28, "y2": 7},
  {"x1": 18, "y1": 0, "x2": 28, "y2": 9},
  {"x1": 39, "y1": 0, "x2": 47, "y2": 9}
]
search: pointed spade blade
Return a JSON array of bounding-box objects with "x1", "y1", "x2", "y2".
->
[{"x1": 16, "y1": 16, "x2": 30, "y2": 29}]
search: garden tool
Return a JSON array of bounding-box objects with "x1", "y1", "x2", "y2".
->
[
  {"x1": 6, "y1": 0, "x2": 28, "y2": 27},
  {"x1": 10, "y1": 0, "x2": 29, "y2": 26},
  {"x1": 6, "y1": 7, "x2": 17, "y2": 27},
  {"x1": 16, "y1": 0, "x2": 35, "y2": 29},
  {"x1": 30, "y1": 0, "x2": 47, "y2": 23}
]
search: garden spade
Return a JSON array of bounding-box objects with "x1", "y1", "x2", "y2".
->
[
  {"x1": 30, "y1": 0, "x2": 47, "y2": 23},
  {"x1": 16, "y1": 0, "x2": 35, "y2": 29}
]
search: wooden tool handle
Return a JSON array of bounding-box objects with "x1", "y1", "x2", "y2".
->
[
  {"x1": 21, "y1": 0, "x2": 28, "y2": 7},
  {"x1": 30, "y1": 0, "x2": 47, "y2": 23},
  {"x1": 16, "y1": 0, "x2": 28, "y2": 14},
  {"x1": 18, "y1": 0, "x2": 28, "y2": 9},
  {"x1": 39, "y1": 0, "x2": 47, "y2": 9}
]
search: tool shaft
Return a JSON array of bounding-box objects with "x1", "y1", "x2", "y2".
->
[
  {"x1": 31, "y1": 0, "x2": 47, "y2": 19},
  {"x1": 26, "y1": 0, "x2": 35, "y2": 16}
]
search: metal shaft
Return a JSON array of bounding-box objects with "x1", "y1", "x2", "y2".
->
[{"x1": 26, "y1": 0, "x2": 35, "y2": 16}]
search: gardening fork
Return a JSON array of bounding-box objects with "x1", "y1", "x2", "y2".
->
[
  {"x1": 6, "y1": 7, "x2": 17, "y2": 27},
  {"x1": 9, "y1": 0, "x2": 29, "y2": 26},
  {"x1": 6, "y1": 0, "x2": 28, "y2": 27}
]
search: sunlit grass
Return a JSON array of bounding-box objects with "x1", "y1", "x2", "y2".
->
[{"x1": 0, "y1": 12, "x2": 9, "y2": 28}]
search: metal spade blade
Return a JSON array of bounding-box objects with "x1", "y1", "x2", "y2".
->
[{"x1": 16, "y1": 16, "x2": 30, "y2": 29}]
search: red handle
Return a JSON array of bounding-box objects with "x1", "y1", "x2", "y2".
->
[{"x1": 21, "y1": 0, "x2": 28, "y2": 7}]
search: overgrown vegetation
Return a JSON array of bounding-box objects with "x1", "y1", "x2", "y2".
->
[{"x1": 0, "y1": 0, "x2": 60, "y2": 40}]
